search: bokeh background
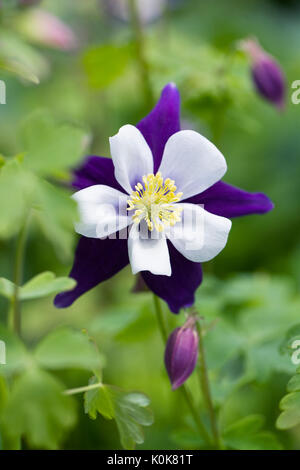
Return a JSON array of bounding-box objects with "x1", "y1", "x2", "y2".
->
[{"x1": 0, "y1": 0, "x2": 300, "y2": 450}]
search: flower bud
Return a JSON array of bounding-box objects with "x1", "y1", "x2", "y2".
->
[
  {"x1": 17, "y1": 8, "x2": 78, "y2": 51},
  {"x1": 241, "y1": 38, "x2": 285, "y2": 109},
  {"x1": 164, "y1": 318, "x2": 199, "y2": 390}
]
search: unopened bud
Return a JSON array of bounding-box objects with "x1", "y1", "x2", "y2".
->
[
  {"x1": 241, "y1": 38, "x2": 285, "y2": 109},
  {"x1": 164, "y1": 318, "x2": 199, "y2": 390}
]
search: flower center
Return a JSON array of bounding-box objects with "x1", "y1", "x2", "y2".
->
[{"x1": 127, "y1": 172, "x2": 183, "y2": 232}]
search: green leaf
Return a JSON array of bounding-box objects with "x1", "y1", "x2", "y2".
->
[
  {"x1": 0, "y1": 159, "x2": 36, "y2": 238},
  {"x1": 84, "y1": 377, "x2": 114, "y2": 420},
  {"x1": 171, "y1": 428, "x2": 206, "y2": 449},
  {"x1": 34, "y1": 328, "x2": 104, "y2": 372},
  {"x1": 0, "y1": 278, "x2": 15, "y2": 299},
  {"x1": 0, "y1": 272, "x2": 76, "y2": 301},
  {"x1": 21, "y1": 272, "x2": 76, "y2": 300},
  {"x1": 0, "y1": 57, "x2": 40, "y2": 84},
  {"x1": 20, "y1": 110, "x2": 88, "y2": 176},
  {"x1": 223, "y1": 415, "x2": 282, "y2": 450},
  {"x1": 0, "y1": 376, "x2": 8, "y2": 414},
  {"x1": 111, "y1": 388, "x2": 154, "y2": 450},
  {"x1": 279, "y1": 323, "x2": 300, "y2": 356},
  {"x1": 34, "y1": 179, "x2": 78, "y2": 260},
  {"x1": 287, "y1": 373, "x2": 300, "y2": 392},
  {"x1": 277, "y1": 407, "x2": 300, "y2": 430},
  {"x1": 0, "y1": 325, "x2": 31, "y2": 376},
  {"x1": 1, "y1": 368, "x2": 76, "y2": 449},
  {"x1": 277, "y1": 385, "x2": 300, "y2": 430},
  {"x1": 0, "y1": 377, "x2": 21, "y2": 450},
  {"x1": 0, "y1": 31, "x2": 49, "y2": 83},
  {"x1": 82, "y1": 43, "x2": 131, "y2": 89},
  {"x1": 84, "y1": 381, "x2": 154, "y2": 450}
]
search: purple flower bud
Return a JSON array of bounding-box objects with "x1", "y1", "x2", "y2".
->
[
  {"x1": 242, "y1": 38, "x2": 285, "y2": 109},
  {"x1": 164, "y1": 318, "x2": 199, "y2": 390}
]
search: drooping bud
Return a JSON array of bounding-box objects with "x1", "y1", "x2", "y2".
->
[
  {"x1": 241, "y1": 38, "x2": 285, "y2": 109},
  {"x1": 164, "y1": 317, "x2": 199, "y2": 390},
  {"x1": 16, "y1": 8, "x2": 78, "y2": 51}
]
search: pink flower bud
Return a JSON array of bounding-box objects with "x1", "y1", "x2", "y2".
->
[
  {"x1": 17, "y1": 8, "x2": 78, "y2": 51},
  {"x1": 164, "y1": 318, "x2": 199, "y2": 390},
  {"x1": 241, "y1": 38, "x2": 285, "y2": 110}
]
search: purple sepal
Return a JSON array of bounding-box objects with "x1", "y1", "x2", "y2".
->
[
  {"x1": 54, "y1": 236, "x2": 129, "y2": 308},
  {"x1": 141, "y1": 242, "x2": 203, "y2": 314},
  {"x1": 72, "y1": 155, "x2": 123, "y2": 192},
  {"x1": 164, "y1": 320, "x2": 199, "y2": 390},
  {"x1": 137, "y1": 82, "x2": 180, "y2": 172},
  {"x1": 187, "y1": 181, "x2": 274, "y2": 218}
]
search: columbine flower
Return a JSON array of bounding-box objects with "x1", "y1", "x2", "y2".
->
[
  {"x1": 17, "y1": 8, "x2": 78, "y2": 51},
  {"x1": 165, "y1": 317, "x2": 198, "y2": 390},
  {"x1": 241, "y1": 38, "x2": 285, "y2": 109},
  {"x1": 55, "y1": 83, "x2": 273, "y2": 313}
]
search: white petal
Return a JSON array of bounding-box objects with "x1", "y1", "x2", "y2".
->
[
  {"x1": 109, "y1": 124, "x2": 153, "y2": 194},
  {"x1": 128, "y1": 223, "x2": 171, "y2": 276},
  {"x1": 73, "y1": 185, "x2": 131, "y2": 238},
  {"x1": 158, "y1": 130, "x2": 227, "y2": 200},
  {"x1": 167, "y1": 203, "x2": 232, "y2": 262}
]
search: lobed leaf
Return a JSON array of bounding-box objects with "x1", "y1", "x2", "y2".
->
[
  {"x1": 1, "y1": 368, "x2": 76, "y2": 449},
  {"x1": 84, "y1": 377, "x2": 114, "y2": 420},
  {"x1": 0, "y1": 272, "x2": 76, "y2": 301},
  {"x1": 84, "y1": 381, "x2": 154, "y2": 450},
  {"x1": 82, "y1": 43, "x2": 132, "y2": 89},
  {"x1": 21, "y1": 272, "x2": 76, "y2": 300},
  {"x1": 0, "y1": 325, "x2": 31, "y2": 376},
  {"x1": 223, "y1": 414, "x2": 282, "y2": 450},
  {"x1": 34, "y1": 328, "x2": 104, "y2": 372},
  {"x1": 33, "y1": 179, "x2": 78, "y2": 260},
  {"x1": 20, "y1": 110, "x2": 88, "y2": 176}
]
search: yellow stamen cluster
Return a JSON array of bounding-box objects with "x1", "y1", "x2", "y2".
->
[{"x1": 127, "y1": 172, "x2": 183, "y2": 232}]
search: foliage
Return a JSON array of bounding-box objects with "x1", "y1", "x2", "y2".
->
[
  {"x1": 84, "y1": 377, "x2": 154, "y2": 450},
  {"x1": 0, "y1": 0, "x2": 300, "y2": 451}
]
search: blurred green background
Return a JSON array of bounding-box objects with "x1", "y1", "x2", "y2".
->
[{"x1": 0, "y1": 0, "x2": 300, "y2": 450}]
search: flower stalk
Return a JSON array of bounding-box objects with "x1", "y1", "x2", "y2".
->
[
  {"x1": 196, "y1": 319, "x2": 223, "y2": 449},
  {"x1": 153, "y1": 294, "x2": 210, "y2": 446},
  {"x1": 9, "y1": 214, "x2": 31, "y2": 337},
  {"x1": 128, "y1": 0, "x2": 154, "y2": 108}
]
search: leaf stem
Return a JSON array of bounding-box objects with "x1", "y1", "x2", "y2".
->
[
  {"x1": 9, "y1": 215, "x2": 31, "y2": 337},
  {"x1": 128, "y1": 0, "x2": 154, "y2": 108},
  {"x1": 153, "y1": 295, "x2": 210, "y2": 446},
  {"x1": 197, "y1": 320, "x2": 223, "y2": 449},
  {"x1": 63, "y1": 382, "x2": 103, "y2": 396}
]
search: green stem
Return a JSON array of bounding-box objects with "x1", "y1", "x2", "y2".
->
[
  {"x1": 153, "y1": 295, "x2": 210, "y2": 446},
  {"x1": 64, "y1": 382, "x2": 103, "y2": 396},
  {"x1": 128, "y1": 0, "x2": 154, "y2": 108},
  {"x1": 211, "y1": 103, "x2": 226, "y2": 148},
  {"x1": 197, "y1": 320, "x2": 222, "y2": 449},
  {"x1": 153, "y1": 294, "x2": 168, "y2": 341},
  {"x1": 9, "y1": 215, "x2": 30, "y2": 337}
]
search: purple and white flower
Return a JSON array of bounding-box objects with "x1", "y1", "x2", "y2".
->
[{"x1": 55, "y1": 83, "x2": 273, "y2": 313}]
